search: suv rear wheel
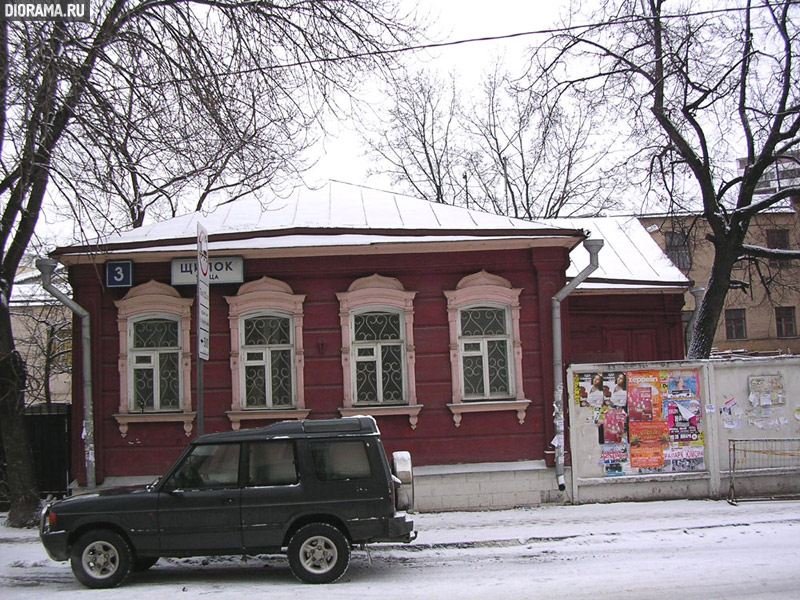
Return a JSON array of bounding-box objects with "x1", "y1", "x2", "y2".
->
[
  {"x1": 287, "y1": 523, "x2": 350, "y2": 584},
  {"x1": 70, "y1": 529, "x2": 132, "y2": 589}
]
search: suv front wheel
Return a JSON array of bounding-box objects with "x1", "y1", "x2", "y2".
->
[
  {"x1": 70, "y1": 529, "x2": 132, "y2": 589},
  {"x1": 287, "y1": 523, "x2": 350, "y2": 584}
]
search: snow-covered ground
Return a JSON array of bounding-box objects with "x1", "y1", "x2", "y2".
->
[{"x1": 2, "y1": 499, "x2": 799, "y2": 599}]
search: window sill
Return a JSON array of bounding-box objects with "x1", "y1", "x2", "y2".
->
[
  {"x1": 114, "y1": 412, "x2": 196, "y2": 438},
  {"x1": 339, "y1": 405, "x2": 423, "y2": 429},
  {"x1": 226, "y1": 409, "x2": 310, "y2": 430},
  {"x1": 447, "y1": 399, "x2": 531, "y2": 428}
]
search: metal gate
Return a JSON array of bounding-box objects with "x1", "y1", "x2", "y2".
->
[
  {"x1": 0, "y1": 403, "x2": 72, "y2": 507},
  {"x1": 728, "y1": 438, "x2": 800, "y2": 504}
]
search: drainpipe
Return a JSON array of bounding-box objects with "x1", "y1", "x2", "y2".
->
[
  {"x1": 552, "y1": 238, "x2": 604, "y2": 491},
  {"x1": 36, "y1": 258, "x2": 96, "y2": 489}
]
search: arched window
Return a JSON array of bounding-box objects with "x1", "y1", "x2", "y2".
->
[
  {"x1": 114, "y1": 280, "x2": 194, "y2": 437},
  {"x1": 337, "y1": 274, "x2": 421, "y2": 428},
  {"x1": 241, "y1": 312, "x2": 295, "y2": 408},
  {"x1": 351, "y1": 308, "x2": 406, "y2": 405},
  {"x1": 129, "y1": 315, "x2": 181, "y2": 412},
  {"x1": 458, "y1": 304, "x2": 513, "y2": 399},
  {"x1": 444, "y1": 271, "x2": 529, "y2": 427},
  {"x1": 226, "y1": 277, "x2": 307, "y2": 429}
]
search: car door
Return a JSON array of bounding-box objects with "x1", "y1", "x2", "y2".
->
[
  {"x1": 157, "y1": 442, "x2": 243, "y2": 554},
  {"x1": 305, "y1": 438, "x2": 387, "y2": 519},
  {"x1": 240, "y1": 440, "x2": 305, "y2": 552}
]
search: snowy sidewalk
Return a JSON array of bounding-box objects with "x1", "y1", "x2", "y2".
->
[
  {"x1": 3, "y1": 498, "x2": 800, "y2": 550},
  {"x1": 2, "y1": 499, "x2": 800, "y2": 600},
  {"x1": 408, "y1": 498, "x2": 800, "y2": 548}
]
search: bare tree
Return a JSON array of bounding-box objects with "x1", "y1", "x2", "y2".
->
[
  {"x1": 535, "y1": 0, "x2": 800, "y2": 358},
  {"x1": 367, "y1": 63, "x2": 620, "y2": 216},
  {"x1": 463, "y1": 65, "x2": 620, "y2": 218},
  {"x1": 365, "y1": 70, "x2": 464, "y2": 203},
  {"x1": 0, "y1": 0, "x2": 418, "y2": 526}
]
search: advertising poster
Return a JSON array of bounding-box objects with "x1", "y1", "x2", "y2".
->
[
  {"x1": 574, "y1": 372, "x2": 610, "y2": 408},
  {"x1": 664, "y1": 398, "x2": 702, "y2": 443},
  {"x1": 748, "y1": 374, "x2": 786, "y2": 406},
  {"x1": 626, "y1": 370, "x2": 663, "y2": 421},
  {"x1": 575, "y1": 368, "x2": 707, "y2": 477},
  {"x1": 662, "y1": 446, "x2": 705, "y2": 472},
  {"x1": 609, "y1": 372, "x2": 628, "y2": 407},
  {"x1": 602, "y1": 443, "x2": 629, "y2": 476},
  {"x1": 663, "y1": 368, "x2": 702, "y2": 444},
  {"x1": 667, "y1": 369, "x2": 700, "y2": 399},
  {"x1": 629, "y1": 421, "x2": 670, "y2": 468},
  {"x1": 603, "y1": 408, "x2": 627, "y2": 444}
]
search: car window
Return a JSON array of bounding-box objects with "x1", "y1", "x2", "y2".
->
[
  {"x1": 168, "y1": 443, "x2": 240, "y2": 490},
  {"x1": 247, "y1": 441, "x2": 298, "y2": 486},
  {"x1": 310, "y1": 440, "x2": 372, "y2": 481}
]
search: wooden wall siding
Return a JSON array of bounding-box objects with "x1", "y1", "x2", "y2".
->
[{"x1": 66, "y1": 247, "x2": 683, "y2": 484}]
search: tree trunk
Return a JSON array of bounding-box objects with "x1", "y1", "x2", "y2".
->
[
  {"x1": 0, "y1": 305, "x2": 40, "y2": 527},
  {"x1": 686, "y1": 240, "x2": 740, "y2": 359}
]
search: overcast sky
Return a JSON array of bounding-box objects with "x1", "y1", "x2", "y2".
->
[
  {"x1": 303, "y1": 0, "x2": 568, "y2": 188},
  {"x1": 33, "y1": 1, "x2": 570, "y2": 249}
]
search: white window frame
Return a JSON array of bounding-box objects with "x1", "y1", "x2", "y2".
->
[
  {"x1": 129, "y1": 315, "x2": 183, "y2": 412},
  {"x1": 336, "y1": 274, "x2": 422, "y2": 429},
  {"x1": 240, "y1": 311, "x2": 296, "y2": 409},
  {"x1": 114, "y1": 280, "x2": 195, "y2": 438},
  {"x1": 444, "y1": 271, "x2": 529, "y2": 428},
  {"x1": 458, "y1": 304, "x2": 514, "y2": 400},
  {"x1": 225, "y1": 276, "x2": 308, "y2": 429},
  {"x1": 351, "y1": 308, "x2": 406, "y2": 405}
]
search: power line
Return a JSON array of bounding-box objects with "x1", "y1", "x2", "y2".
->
[
  {"x1": 228, "y1": 4, "x2": 769, "y2": 73},
  {"x1": 54, "y1": 2, "x2": 788, "y2": 92}
]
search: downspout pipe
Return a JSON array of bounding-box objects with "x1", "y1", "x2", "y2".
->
[
  {"x1": 36, "y1": 258, "x2": 96, "y2": 489},
  {"x1": 552, "y1": 238, "x2": 604, "y2": 491}
]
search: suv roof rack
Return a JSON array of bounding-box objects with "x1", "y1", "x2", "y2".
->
[{"x1": 195, "y1": 416, "x2": 379, "y2": 443}]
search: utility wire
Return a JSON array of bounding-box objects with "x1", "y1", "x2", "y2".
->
[
  {"x1": 217, "y1": 3, "x2": 779, "y2": 73},
  {"x1": 83, "y1": 2, "x2": 780, "y2": 90}
]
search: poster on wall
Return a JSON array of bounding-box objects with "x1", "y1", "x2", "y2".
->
[
  {"x1": 664, "y1": 399, "x2": 702, "y2": 443},
  {"x1": 663, "y1": 369, "x2": 703, "y2": 444},
  {"x1": 626, "y1": 370, "x2": 664, "y2": 421},
  {"x1": 603, "y1": 408, "x2": 627, "y2": 444},
  {"x1": 602, "y1": 443, "x2": 629, "y2": 476},
  {"x1": 629, "y1": 420, "x2": 670, "y2": 468},
  {"x1": 575, "y1": 372, "x2": 607, "y2": 408},
  {"x1": 748, "y1": 374, "x2": 786, "y2": 406},
  {"x1": 575, "y1": 368, "x2": 707, "y2": 477},
  {"x1": 574, "y1": 371, "x2": 628, "y2": 409},
  {"x1": 662, "y1": 446, "x2": 705, "y2": 472}
]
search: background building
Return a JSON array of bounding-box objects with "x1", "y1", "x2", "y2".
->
[{"x1": 640, "y1": 209, "x2": 800, "y2": 356}]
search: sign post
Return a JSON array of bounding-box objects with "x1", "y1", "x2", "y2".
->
[{"x1": 197, "y1": 223, "x2": 210, "y2": 436}]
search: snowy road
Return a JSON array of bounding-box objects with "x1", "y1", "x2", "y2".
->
[{"x1": 2, "y1": 500, "x2": 800, "y2": 599}]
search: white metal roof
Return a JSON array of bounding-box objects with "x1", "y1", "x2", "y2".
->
[
  {"x1": 81, "y1": 181, "x2": 569, "y2": 248},
  {"x1": 553, "y1": 216, "x2": 690, "y2": 290},
  {"x1": 52, "y1": 182, "x2": 689, "y2": 292}
]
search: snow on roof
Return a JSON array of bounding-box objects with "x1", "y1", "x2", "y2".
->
[
  {"x1": 52, "y1": 182, "x2": 689, "y2": 292},
  {"x1": 10, "y1": 265, "x2": 70, "y2": 306},
  {"x1": 548, "y1": 216, "x2": 690, "y2": 290},
  {"x1": 68, "y1": 181, "x2": 571, "y2": 250}
]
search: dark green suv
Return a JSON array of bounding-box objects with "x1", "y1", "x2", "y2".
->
[{"x1": 40, "y1": 417, "x2": 415, "y2": 588}]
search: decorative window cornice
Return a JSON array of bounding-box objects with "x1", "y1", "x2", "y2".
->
[
  {"x1": 225, "y1": 277, "x2": 307, "y2": 427},
  {"x1": 336, "y1": 274, "x2": 419, "y2": 422},
  {"x1": 113, "y1": 281, "x2": 194, "y2": 437}
]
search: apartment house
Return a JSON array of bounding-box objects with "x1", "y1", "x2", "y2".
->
[{"x1": 640, "y1": 209, "x2": 800, "y2": 355}]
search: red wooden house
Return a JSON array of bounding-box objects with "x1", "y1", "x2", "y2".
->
[{"x1": 52, "y1": 183, "x2": 689, "y2": 492}]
